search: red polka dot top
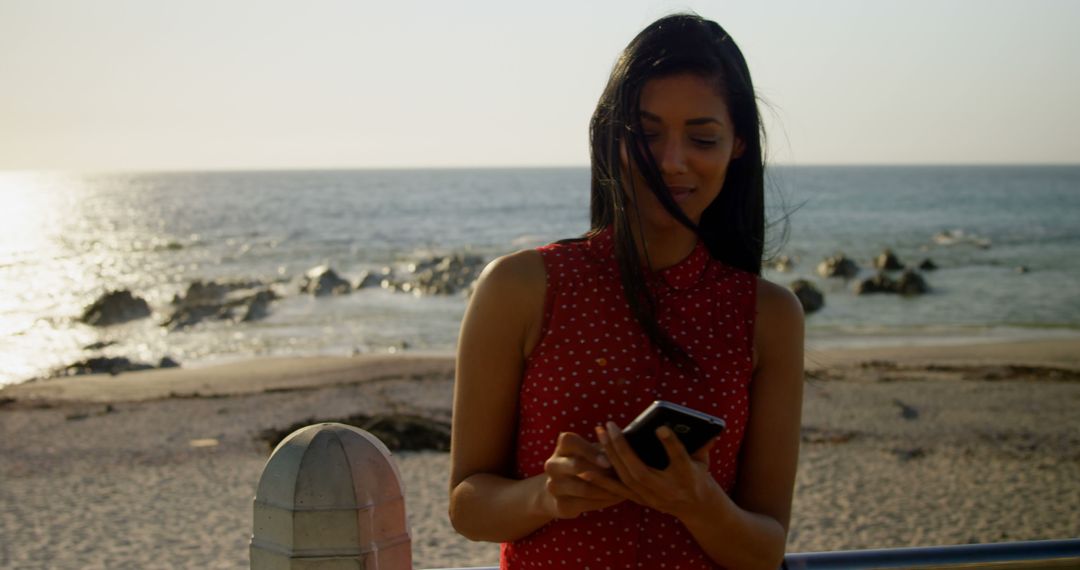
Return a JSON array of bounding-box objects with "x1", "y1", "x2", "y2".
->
[{"x1": 501, "y1": 227, "x2": 758, "y2": 569}]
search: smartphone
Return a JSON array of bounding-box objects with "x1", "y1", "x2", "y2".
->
[{"x1": 622, "y1": 400, "x2": 726, "y2": 470}]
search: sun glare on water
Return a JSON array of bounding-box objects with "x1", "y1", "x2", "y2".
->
[{"x1": 0, "y1": 172, "x2": 99, "y2": 384}]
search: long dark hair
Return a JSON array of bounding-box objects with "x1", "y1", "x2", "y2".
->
[{"x1": 589, "y1": 13, "x2": 766, "y2": 367}]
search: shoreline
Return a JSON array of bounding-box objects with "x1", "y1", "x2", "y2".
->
[
  {"x1": 2, "y1": 338, "x2": 1078, "y2": 568},
  {"x1": 3, "y1": 338, "x2": 1078, "y2": 405}
]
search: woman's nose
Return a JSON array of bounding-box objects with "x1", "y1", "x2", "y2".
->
[{"x1": 657, "y1": 138, "x2": 688, "y2": 174}]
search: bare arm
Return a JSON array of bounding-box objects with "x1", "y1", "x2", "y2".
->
[
  {"x1": 591, "y1": 278, "x2": 804, "y2": 569},
  {"x1": 448, "y1": 251, "x2": 627, "y2": 542},
  {"x1": 682, "y1": 279, "x2": 804, "y2": 569}
]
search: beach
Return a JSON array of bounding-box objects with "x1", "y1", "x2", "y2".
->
[{"x1": 1, "y1": 339, "x2": 1078, "y2": 568}]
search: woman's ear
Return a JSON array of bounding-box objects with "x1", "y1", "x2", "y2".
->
[{"x1": 732, "y1": 137, "x2": 746, "y2": 160}]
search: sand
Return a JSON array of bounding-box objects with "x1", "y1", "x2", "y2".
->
[{"x1": 2, "y1": 339, "x2": 1079, "y2": 569}]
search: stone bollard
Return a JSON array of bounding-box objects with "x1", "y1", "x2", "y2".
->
[{"x1": 250, "y1": 423, "x2": 412, "y2": 569}]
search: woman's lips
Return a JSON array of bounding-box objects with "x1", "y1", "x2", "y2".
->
[{"x1": 668, "y1": 186, "x2": 694, "y2": 203}]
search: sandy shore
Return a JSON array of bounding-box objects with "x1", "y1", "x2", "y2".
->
[{"x1": 2, "y1": 339, "x2": 1079, "y2": 568}]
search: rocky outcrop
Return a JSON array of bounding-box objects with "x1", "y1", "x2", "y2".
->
[
  {"x1": 789, "y1": 279, "x2": 824, "y2": 314},
  {"x1": 170, "y1": 279, "x2": 264, "y2": 307},
  {"x1": 58, "y1": 355, "x2": 180, "y2": 377},
  {"x1": 855, "y1": 270, "x2": 929, "y2": 296},
  {"x1": 240, "y1": 290, "x2": 275, "y2": 322},
  {"x1": 355, "y1": 269, "x2": 387, "y2": 290},
  {"x1": 896, "y1": 269, "x2": 929, "y2": 295},
  {"x1": 817, "y1": 254, "x2": 859, "y2": 279},
  {"x1": 854, "y1": 272, "x2": 895, "y2": 295},
  {"x1": 165, "y1": 279, "x2": 279, "y2": 329},
  {"x1": 258, "y1": 413, "x2": 451, "y2": 452},
  {"x1": 80, "y1": 290, "x2": 151, "y2": 326},
  {"x1": 772, "y1": 255, "x2": 796, "y2": 273},
  {"x1": 300, "y1": 266, "x2": 351, "y2": 296},
  {"x1": 873, "y1": 249, "x2": 904, "y2": 271},
  {"x1": 918, "y1": 258, "x2": 938, "y2": 271},
  {"x1": 381, "y1": 254, "x2": 485, "y2": 296}
]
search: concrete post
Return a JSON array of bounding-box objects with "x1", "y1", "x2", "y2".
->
[{"x1": 250, "y1": 423, "x2": 412, "y2": 569}]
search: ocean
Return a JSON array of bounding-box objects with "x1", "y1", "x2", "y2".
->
[{"x1": 1, "y1": 165, "x2": 1078, "y2": 386}]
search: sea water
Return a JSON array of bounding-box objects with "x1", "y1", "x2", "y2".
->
[{"x1": 1, "y1": 166, "x2": 1078, "y2": 386}]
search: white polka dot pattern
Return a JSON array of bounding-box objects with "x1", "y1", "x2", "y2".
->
[{"x1": 501, "y1": 227, "x2": 757, "y2": 569}]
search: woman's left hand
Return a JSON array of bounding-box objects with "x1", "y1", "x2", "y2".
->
[{"x1": 582, "y1": 421, "x2": 722, "y2": 522}]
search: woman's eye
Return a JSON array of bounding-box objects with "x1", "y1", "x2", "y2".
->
[{"x1": 691, "y1": 138, "x2": 718, "y2": 147}]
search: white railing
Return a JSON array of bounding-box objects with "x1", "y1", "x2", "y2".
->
[{"x1": 250, "y1": 423, "x2": 1080, "y2": 569}]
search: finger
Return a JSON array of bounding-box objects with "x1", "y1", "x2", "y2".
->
[
  {"x1": 690, "y1": 436, "x2": 717, "y2": 463},
  {"x1": 656, "y1": 425, "x2": 694, "y2": 476},
  {"x1": 556, "y1": 431, "x2": 611, "y2": 469},
  {"x1": 579, "y1": 469, "x2": 643, "y2": 503},
  {"x1": 548, "y1": 475, "x2": 623, "y2": 502},
  {"x1": 546, "y1": 456, "x2": 606, "y2": 479},
  {"x1": 595, "y1": 424, "x2": 633, "y2": 485}
]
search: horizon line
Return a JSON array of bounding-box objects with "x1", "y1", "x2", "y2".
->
[{"x1": 3, "y1": 161, "x2": 1080, "y2": 176}]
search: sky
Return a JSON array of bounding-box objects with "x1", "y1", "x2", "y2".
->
[{"x1": 1, "y1": 0, "x2": 1079, "y2": 171}]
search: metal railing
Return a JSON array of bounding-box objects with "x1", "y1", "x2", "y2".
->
[
  {"x1": 781, "y1": 539, "x2": 1080, "y2": 569},
  {"x1": 427, "y1": 540, "x2": 1080, "y2": 570},
  {"x1": 250, "y1": 423, "x2": 1080, "y2": 570}
]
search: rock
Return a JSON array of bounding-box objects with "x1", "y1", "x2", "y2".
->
[
  {"x1": 410, "y1": 253, "x2": 485, "y2": 295},
  {"x1": 355, "y1": 269, "x2": 385, "y2": 289},
  {"x1": 363, "y1": 414, "x2": 451, "y2": 451},
  {"x1": 374, "y1": 254, "x2": 485, "y2": 296},
  {"x1": 171, "y1": 279, "x2": 263, "y2": 306},
  {"x1": 1016, "y1": 265, "x2": 1029, "y2": 274},
  {"x1": 891, "y1": 447, "x2": 926, "y2": 462},
  {"x1": 896, "y1": 269, "x2": 929, "y2": 296},
  {"x1": 892, "y1": 398, "x2": 919, "y2": 420},
  {"x1": 60, "y1": 357, "x2": 155, "y2": 376},
  {"x1": 80, "y1": 290, "x2": 152, "y2": 326},
  {"x1": 166, "y1": 279, "x2": 278, "y2": 329},
  {"x1": 816, "y1": 254, "x2": 859, "y2": 279},
  {"x1": 240, "y1": 290, "x2": 275, "y2": 322},
  {"x1": 918, "y1": 258, "x2": 938, "y2": 271},
  {"x1": 83, "y1": 340, "x2": 117, "y2": 350},
  {"x1": 854, "y1": 272, "x2": 897, "y2": 295},
  {"x1": 258, "y1": 413, "x2": 451, "y2": 452},
  {"x1": 772, "y1": 255, "x2": 796, "y2": 272},
  {"x1": 855, "y1": 270, "x2": 928, "y2": 296},
  {"x1": 56, "y1": 355, "x2": 179, "y2": 378},
  {"x1": 300, "y1": 266, "x2": 351, "y2": 296},
  {"x1": 789, "y1": 279, "x2": 824, "y2": 314},
  {"x1": 164, "y1": 304, "x2": 230, "y2": 329},
  {"x1": 873, "y1": 249, "x2": 904, "y2": 271}
]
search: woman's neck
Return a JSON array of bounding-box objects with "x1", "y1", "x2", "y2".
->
[{"x1": 629, "y1": 223, "x2": 698, "y2": 271}]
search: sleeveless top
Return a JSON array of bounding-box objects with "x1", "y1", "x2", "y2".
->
[{"x1": 501, "y1": 227, "x2": 758, "y2": 569}]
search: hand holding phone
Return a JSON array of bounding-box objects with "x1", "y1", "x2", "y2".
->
[{"x1": 621, "y1": 401, "x2": 726, "y2": 470}]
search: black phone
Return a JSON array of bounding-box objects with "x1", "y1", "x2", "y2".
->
[{"x1": 622, "y1": 400, "x2": 726, "y2": 470}]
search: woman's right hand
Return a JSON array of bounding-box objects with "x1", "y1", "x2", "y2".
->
[{"x1": 541, "y1": 431, "x2": 637, "y2": 519}]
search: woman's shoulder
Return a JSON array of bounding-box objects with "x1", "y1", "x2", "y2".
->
[
  {"x1": 471, "y1": 250, "x2": 548, "y2": 356},
  {"x1": 473, "y1": 247, "x2": 544, "y2": 304},
  {"x1": 752, "y1": 277, "x2": 805, "y2": 370},
  {"x1": 476, "y1": 249, "x2": 547, "y2": 298},
  {"x1": 755, "y1": 277, "x2": 804, "y2": 329}
]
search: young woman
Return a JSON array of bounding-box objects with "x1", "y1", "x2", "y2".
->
[{"x1": 449, "y1": 14, "x2": 803, "y2": 569}]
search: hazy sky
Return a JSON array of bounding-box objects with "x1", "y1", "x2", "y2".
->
[{"x1": 2, "y1": 0, "x2": 1079, "y2": 171}]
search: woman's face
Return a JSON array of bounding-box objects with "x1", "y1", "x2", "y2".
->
[{"x1": 624, "y1": 73, "x2": 744, "y2": 231}]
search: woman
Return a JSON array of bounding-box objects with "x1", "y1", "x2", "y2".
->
[{"x1": 449, "y1": 14, "x2": 803, "y2": 569}]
